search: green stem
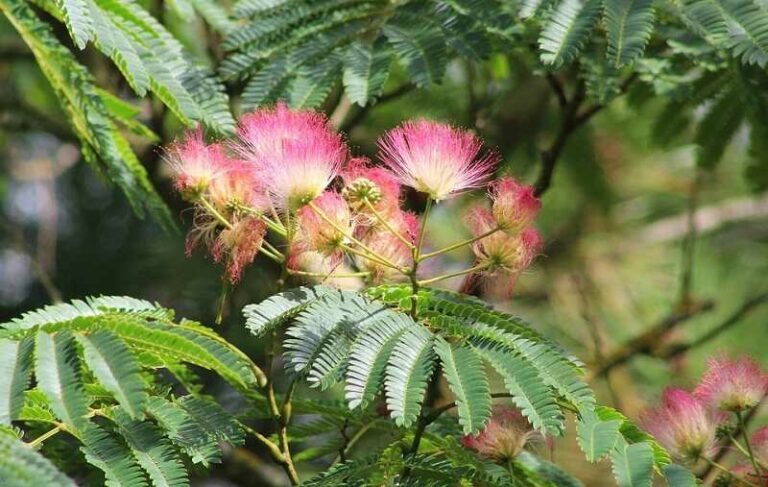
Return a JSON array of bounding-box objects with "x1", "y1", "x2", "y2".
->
[
  {"x1": 198, "y1": 196, "x2": 233, "y2": 229},
  {"x1": 27, "y1": 423, "x2": 66, "y2": 448},
  {"x1": 340, "y1": 242, "x2": 405, "y2": 272},
  {"x1": 288, "y1": 269, "x2": 370, "y2": 279},
  {"x1": 408, "y1": 199, "x2": 432, "y2": 318},
  {"x1": 704, "y1": 457, "x2": 759, "y2": 487},
  {"x1": 738, "y1": 410, "x2": 764, "y2": 479},
  {"x1": 418, "y1": 263, "x2": 489, "y2": 286},
  {"x1": 418, "y1": 226, "x2": 501, "y2": 261},
  {"x1": 362, "y1": 199, "x2": 415, "y2": 250},
  {"x1": 331, "y1": 419, "x2": 384, "y2": 465}
]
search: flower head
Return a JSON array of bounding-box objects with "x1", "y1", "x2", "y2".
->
[
  {"x1": 357, "y1": 219, "x2": 416, "y2": 284},
  {"x1": 165, "y1": 128, "x2": 227, "y2": 196},
  {"x1": 287, "y1": 247, "x2": 362, "y2": 290},
  {"x1": 295, "y1": 191, "x2": 353, "y2": 256},
  {"x1": 206, "y1": 161, "x2": 270, "y2": 215},
  {"x1": 211, "y1": 218, "x2": 267, "y2": 283},
  {"x1": 341, "y1": 157, "x2": 402, "y2": 212},
  {"x1": 468, "y1": 206, "x2": 543, "y2": 274},
  {"x1": 461, "y1": 406, "x2": 539, "y2": 460},
  {"x1": 377, "y1": 120, "x2": 498, "y2": 201},
  {"x1": 694, "y1": 356, "x2": 767, "y2": 412},
  {"x1": 490, "y1": 177, "x2": 541, "y2": 233},
  {"x1": 233, "y1": 103, "x2": 348, "y2": 210},
  {"x1": 641, "y1": 388, "x2": 725, "y2": 461}
]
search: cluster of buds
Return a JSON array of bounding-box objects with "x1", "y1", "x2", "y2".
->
[
  {"x1": 639, "y1": 355, "x2": 767, "y2": 482},
  {"x1": 166, "y1": 103, "x2": 543, "y2": 294},
  {"x1": 461, "y1": 406, "x2": 542, "y2": 461}
]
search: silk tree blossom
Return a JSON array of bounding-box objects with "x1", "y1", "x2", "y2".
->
[
  {"x1": 468, "y1": 206, "x2": 543, "y2": 274},
  {"x1": 357, "y1": 219, "x2": 415, "y2": 284},
  {"x1": 206, "y1": 161, "x2": 271, "y2": 216},
  {"x1": 166, "y1": 128, "x2": 227, "y2": 197},
  {"x1": 461, "y1": 406, "x2": 540, "y2": 461},
  {"x1": 378, "y1": 120, "x2": 498, "y2": 201},
  {"x1": 296, "y1": 191, "x2": 354, "y2": 256},
  {"x1": 693, "y1": 356, "x2": 768, "y2": 412},
  {"x1": 341, "y1": 157, "x2": 402, "y2": 212},
  {"x1": 641, "y1": 388, "x2": 725, "y2": 461},
  {"x1": 287, "y1": 247, "x2": 362, "y2": 291},
  {"x1": 233, "y1": 102, "x2": 348, "y2": 210},
  {"x1": 211, "y1": 218, "x2": 267, "y2": 283},
  {"x1": 490, "y1": 177, "x2": 541, "y2": 233}
]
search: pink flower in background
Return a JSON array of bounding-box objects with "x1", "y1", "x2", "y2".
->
[
  {"x1": 211, "y1": 218, "x2": 267, "y2": 283},
  {"x1": 462, "y1": 406, "x2": 539, "y2": 460},
  {"x1": 165, "y1": 128, "x2": 227, "y2": 195},
  {"x1": 341, "y1": 157, "x2": 402, "y2": 212},
  {"x1": 753, "y1": 427, "x2": 768, "y2": 466},
  {"x1": 640, "y1": 388, "x2": 725, "y2": 461},
  {"x1": 287, "y1": 247, "x2": 362, "y2": 290},
  {"x1": 233, "y1": 103, "x2": 348, "y2": 210},
  {"x1": 490, "y1": 177, "x2": 541, "y2": 233},
  {"x1": 694, "y1": 356, "x2": 767, "y2": 412},
  {"x1": 296, "y1": 191, "x2": 353, "y2": 256},
  {"x1": 378, "y1": 120, "x2": 498, "y2": 201}
]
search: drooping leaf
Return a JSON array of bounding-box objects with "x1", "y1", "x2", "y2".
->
[
  {"x1": 610, "y1": 437, "x2": 655, "y2": 487},
  {"x1": 384, "y1": 326, "x2": 436, "y2": 428},
  {"x1": 342, "y1": 38, "x2": 392, "y2": 106},
  {"x1": 0, "y1": 337, "x2": 33, "y2": 425},
  {"x1": 539, "y1": 0, "x2": 601, "y2": 67},
  {"x1": 0, "y1": 434, "x2": 77, "y2": 487},
  {"x1": 604, "y1": 0, "x2": 655, "y2": 67}
]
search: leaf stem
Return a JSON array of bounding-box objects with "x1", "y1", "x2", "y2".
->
[
  {"x1": 418, "y1": 263, "x2": 489, "y2": 286},
  {"x1": 418, "y1": 226, "x2": 501, "y2": 261},
  {"x1": 198, "y1": 196, "x2": 233, "y2": 230},
  {"x1": 27, "y1": 423, "x2": 67, "y2": 448},
  {"x1": 738, "y1": 410, "x2": 764, "y2": 479},
  {"x1": 288, "y1": 269, "x2": 369, "y2": 279}
]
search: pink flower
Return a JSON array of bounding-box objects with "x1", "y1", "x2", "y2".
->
[
  {"x1": 468, "y1": 207, "x2": 543, "y2": 274},
  {"x1": 233, "y1": 103, "x2": 348, "y2": 211},
  {"x1": 461, "y1": 406, "x2": 539, "y2": 460},
  {"x1": 640, "y1": 388, "x2": 725, "y2": 461},
  {"x1": 165, "y1": 128, "x2": 227, "y2": 196},
  {"x1": 357, "y1": 229, "x2": 413, "y2": 284},
  {"x1": 287, "y1": 247, "x2": 362, "y2": 290},
  {"x1": 295, "y1": 191, "x2": 353, "y2": 256},
  {"x1": 694, "y1": 356, "x2": 768, "y2": 412},
  {"x1": 206, "y1": 161, "x2": 270, "y2": 215},
  {"x1": 341, "y1": 157, "x2": 402, "y2": 212},
  {"x1": 377, "y1": 120, "x2": 498, "y2": 201},
  {"x1": 490, "y1": 177, "x2": 541, "y2": 233},
  {"x1": 753, "y1": 426, "x2": 768, "y2": 466},
  {"x1": 211, "y1": 218, "x2": 267, "y2": 283}
]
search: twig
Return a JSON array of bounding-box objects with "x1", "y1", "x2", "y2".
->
[{"x1": 588, "y1": 300, "x2": 715, "y2": 380}]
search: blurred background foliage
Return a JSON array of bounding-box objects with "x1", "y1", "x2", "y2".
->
[{"x1": 1, "y1": 0, "x2": 767, "y2": 484}]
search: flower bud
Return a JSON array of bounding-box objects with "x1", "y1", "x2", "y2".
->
[
  {"x1": 490, "y1": 177, "x2": 541, "y2": 233},
  {"x1": 342, "y1": 177, "x2": 383, "y2": 209}
]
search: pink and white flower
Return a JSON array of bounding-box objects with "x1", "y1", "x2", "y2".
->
[
  {"x1": 490, "y1": 177, "x2": 541, "y2": 233},
  {"x1": 377, "y1": 120, "x2": 498, "y2": 201},
  {"x1": 462, "y1": 406, "x2": 539, "y2": 460},
  {"x1": 468, "y1": 206, "x2": 543, "y2": 274},
  {"x1": 206, "y1": 161, "x2": 270, "y2": 216},
  {"x1": 233, "y1": 103, "x2": 348, "y2": 210},
  {"x1": 211, "y1": 218, "x2": 267, "y2": 283},
  {"x1": 640, "y1": 388, "x2": 725, "y2": 461},
  {"x1": 165, "y1": 128, "x2": 227, "y2": 196},
  {"x1": 287, "y1": 247, "x2": 362, "y2": 290},
  {"x1": 295, "y1": 191, "x2": 354, "y2": 256},
  {"x1": 694, "y1": 356, "x2": 767, "y2": 412}
]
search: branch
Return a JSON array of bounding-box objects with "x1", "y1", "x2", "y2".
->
[{"x1": 587, "y1": 300, "x2": 715, "y2": 380}]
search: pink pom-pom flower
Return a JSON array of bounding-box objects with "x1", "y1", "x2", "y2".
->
[
  {"x1": 233, "y1": 103, "x2": 348, "y2": 211},
  {"x1": 468, "y1": 207, "x2": 543, "y2": 274},
  {"x1": 377, "y1": 120, "x2": 498, "y2": 201},
  {"x1": 640, "y1": 388, "x2": 725, "y2": 461},
  {"x1": 286, "y1": 247, "x2": 362, "y2": 291},
  {"x1": 211, "y1": 218, "x2": 267, "y2": 283},
  {"x1": 206, "y1": 161, "x2": 270, "y2": 216},
  {"x1": 461, "y1": 406, "x2": 539, "y2": 461},
  {"x1": 356, "y1": 212, "x2": 419, "y2": 284},
  {"x1": 165, "y1": 128, "x2": 227, "y2": 197},
  {"x1": 295, "y1": 191, "x2": 354, "y2": 256},
  {"x1": 693, "y1": 355, "x2": 768, "y2": 412},
  {"x1": 490, "y1": 177, "x2": 541, "y2": 233}
]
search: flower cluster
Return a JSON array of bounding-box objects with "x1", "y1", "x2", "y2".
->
[
  {"x1": 166, "y1": 103, "x2": 543, "y2": 293},
  {"x1": 639, "y1": 354, "x2": 767, "y2": 481},
  {"x1": 461, "y1": 406, "x2": 541, "y2": 461}
]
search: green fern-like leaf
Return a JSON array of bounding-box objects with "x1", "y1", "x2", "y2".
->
[
  {"x1": 434, "y1": 338, "x2": 491, "y2": 435},
  {"x1": 384, "y1": 326, "x2": 436, "y2": 428},
  {"x1": 145, "y1": 397, "x2": 221, "y2": 466},
  {"x1": 661, "y1": 464, "x2": 698, "y2": 486},
  {"x1": 77, "y1": 329, "x2": 148, "y2": 419},
  {"x1": 577, "y1": 410, "x2": 622, "y2": 462},
  {"x1": 288, "y1": 51, "x2": 343, "y2": 108},
  {"x1": 539, "y1": 0, "x2": 601, "y2": 67},
  {"x1": 345, "y1": 311, "x2": 416, "y2": 409},
  {"x1": 694, "y1": 86, "x2": 744, "y2": 169},
  {"x1": 58, "y1": 0, "x2": 95, "y2": 49},
  {"x1": 80, "y1": 424, "x2": 148, "y2": 487},
  {"x1": 0, "y1": 433, "x2": 77, "y2": 487},
  {"x1": 604, "y1": 0, "x2": 655, "y2": 67},
  {"x1": 342, "y1": 38, "x2": 392, "y2": 106},
  {"x1": 720, "y1": 0, "x2": 768, "y2": 67},
  {"x1": 610, "y1": 437, "x2": 654, "y2": 487},
  {"x1": 384, "y1": 13, "x2": 447, "y2": 87},
  {"x1": 0, "y1": 337, "x2": 33, "y2": 425},
  {"x1": 243, "y1": 286, "x2": 333, "y2": 337},
  {"x1": 34, "y1": 331, "x2": 89, "y2": 431}
]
